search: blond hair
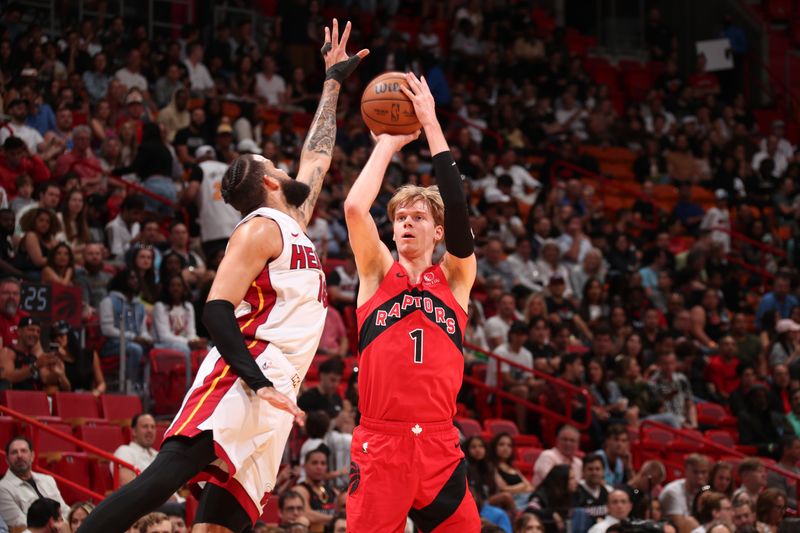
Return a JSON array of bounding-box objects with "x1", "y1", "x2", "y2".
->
[
  {"x1": 133, "y1": 512, "x2": 170, "y2": 533},
  {"x1": 387, "y1": 185, "x2": 445, "y2": 227}
]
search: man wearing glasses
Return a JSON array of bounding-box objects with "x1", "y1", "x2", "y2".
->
[{"x1": 278, "y1": 491, "x2": 310, "y2": 532}]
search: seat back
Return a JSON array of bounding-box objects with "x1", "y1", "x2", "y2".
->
[
  {"x1": 2, "y1": 390, "x2": 50, "y2": 416},
  {"x1": 53, "y1": 392, "x2": 101, "y2": 420},
  {"x1": 29, "y1": 421, "x2": 77, "y2": 455},
  {"x1": 100, "y1": 394, "x2": 143, "y2": 425},
  {"x1": 76, "y1": 424, "x2": 126, "y2": 454},
  {"x1": 484, "y1": 418, "x2": 520, "y2": 437},
  {"x1": 455, "y1": 417, "x2": 483, "y2": 439}
]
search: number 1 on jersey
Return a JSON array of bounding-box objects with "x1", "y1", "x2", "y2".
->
[{"x1": 409, "y1": 329, "x2": 423, "y2": 364}]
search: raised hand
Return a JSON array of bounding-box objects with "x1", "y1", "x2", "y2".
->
[
  {"x1": 401, "y1": 72, "x2": 437, "y2": 128},
  {"x1": 372, "y1": 130, "x2": 421, "y2": 153},
  {"x1": 321, "y1": 19, "x2": 369, "y2": 82}
]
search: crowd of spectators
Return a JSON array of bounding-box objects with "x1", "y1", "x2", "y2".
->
[{"x1": 0, "y1": 0, "x2": 799, "y2": 532}]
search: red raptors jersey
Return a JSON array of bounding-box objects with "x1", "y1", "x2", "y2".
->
[{"x1": 356, "y1": 262, "x2": 467, "y2": 422}]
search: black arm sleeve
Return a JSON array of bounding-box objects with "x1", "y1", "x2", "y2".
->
[
  {"x1": 202, "y1": 300, "x2": 272, "y2": 391},
  {"x1": 432, "y1": 150, "x2": 474, "y2": 258}
]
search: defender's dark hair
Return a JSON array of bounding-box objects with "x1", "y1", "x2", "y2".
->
[{"x1": 221, "y1": 155, "x2": 268, "y2": 215}]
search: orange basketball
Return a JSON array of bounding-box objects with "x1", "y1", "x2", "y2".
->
[{"x1": 360, "y1": 72, "x2": 421, "y2": 135}]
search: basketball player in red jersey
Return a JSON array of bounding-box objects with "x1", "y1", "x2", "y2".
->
[
  {"x1": 343, "y1": 72, "x2": 480, "y2": 532},
  {"x1": 78, "y1": 20, "x2": 367, "y2": 533}
]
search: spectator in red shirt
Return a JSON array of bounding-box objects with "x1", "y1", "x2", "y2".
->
[
  {"x1": 54, "y1": 125, "x2": 103, "y2": 192},
  {"x1": 705, "y1": 335, "x2": 741, "y2": 401},
  {"x1": 688, "y1": 53, "x2": 720, "y2": 99},
  {"x1": 0, "y1": 137, "x2": 51, "y2": 196},
  {"x1": 0, "y1": 277, "x2": 27, "y2": 350}
]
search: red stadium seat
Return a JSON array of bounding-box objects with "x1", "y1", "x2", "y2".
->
[
  {"x1": 100, "y1": 394, "x2": 143, "y2": 425},
  {"x1": 149, "y1": 349, "x2": 188, "y2": 416},
  {"x1": 517, "y1": 447, "x2": 544, "y2": 465},
  {"x1": 705, "y1": 429, "x2": 735, "y2": 449},
  {"x1": 484, "y1": 418, "x2": 520, "y2": 437},
  {"x1": 49, "y1": 453, "x2": 92, "y2": 505},
  {"x1": 53, "y1": 392, "x2": 104, "y2": 425},
  {"x1": 27, "y1": 421, "x2": 77, "y2": 460},
  {"x1": 697, "y1": 403, "x2": 737, "y2": 429},
  {"x1": 455, "y1": 417, "x2": 483, "y2": 439},
  {"x1": 153, "y1": 422, "x2": 170, "y2": 451},
  {"x1": 483, "y1": 418, "x2": 541, "y2": 447},
  {"x1": 2, "y1": 390, "x2": 52, "y2": 417},
  {"x1": 76, "y1": 424, "x2": 126, "y2": 454}
]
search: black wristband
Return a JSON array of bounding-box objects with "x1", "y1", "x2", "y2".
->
[
  {"x1": 202, "y1": 300, "x2": 273, "y2": 392},
  {"x1": 324, "y1": 55, "x2": 362, "y2": 83},
  {"x1": 432, "y1": 151, "x2": 474, "y2": 258}
]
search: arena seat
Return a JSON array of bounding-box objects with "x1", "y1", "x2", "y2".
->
[
  {"x1": 483, "y1": 418, "x2": 541, "y2": 447},
  {"x1": 517, "y1": 447, "x2": 544, "y2": 465},
  {"x1": 2, "y1": 390, "x2": 53, "y2": 418},
  {"x1": 153, "y1": 422, "x2": 171, "y2": 450},
  {"x1": 76, "y1": 424, "x2": 126, "y2": 454},
  {"x1": 49, "y1": 453, "x2": 92, "y2": 505},
  {"x1": 53, "y1": 392, "x2": 104, "y2": 426},
  {"x1": 697, "y1": 403, "x2": 737, "y2": 429},
  {"x1": 767, "y1": 0, "x2": 792, "y2": 21},
  {"x1": 149, "y1": 349, "x2": 189, "y2": 416},
  {"x1": 100, "y1": 394, "x2": 143, "y2": 425},
  {"x1": 455, "y1": 417, "x2": 484, "y2": 439},
  {"x1": 28, "y1": 421, "x2": 78, "y2": 462}
]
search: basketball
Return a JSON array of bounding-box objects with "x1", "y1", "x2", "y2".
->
[{"x1": 360, "y1": 71, "x2": 421, "y2": 135}]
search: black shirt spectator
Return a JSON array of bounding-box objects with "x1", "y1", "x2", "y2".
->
[{"x1": 297, "y1": 357, "x2": 344, "y2": 419}]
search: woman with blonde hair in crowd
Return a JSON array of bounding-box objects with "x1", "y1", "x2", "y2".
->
[
  {"x1": 131, "y1": 512, "x2": 172, "y2": 533},
  {"x1": 68, "y1": 501, "x2": 95, "y2": 532},
  {"x1": 524, "y1": 292, "x2": 548, "y2": 323}
]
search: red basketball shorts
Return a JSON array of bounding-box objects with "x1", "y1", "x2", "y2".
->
[{"x1": 346, "y1": 417, "x2": 481, "y2": 533}]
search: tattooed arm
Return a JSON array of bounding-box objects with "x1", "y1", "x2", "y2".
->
[{"x1": 296, "y1": 19, "x2": 368, "y2": 225}]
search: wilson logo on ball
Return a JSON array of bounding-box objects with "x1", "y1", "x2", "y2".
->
[{"x1": 375, "y1": 82, "x2": 401, "y2": 94}]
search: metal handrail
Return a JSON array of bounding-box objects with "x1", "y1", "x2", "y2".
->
[
  {"x1": 0, "y1": 405, "x2": 140, "y2": 490},
  {"x1": 710, "y1": 226, "x2": 788, "y2": 258},
  {"x1": 639, "y1": 419, "x2": 800, "y2": 499},
  {"x1": 463, "y1": 341, "x2": 593, "y2": 430}
]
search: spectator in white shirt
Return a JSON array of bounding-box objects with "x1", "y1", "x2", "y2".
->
[
  {"x1": 660, "y1": 454, "x2": 711, "y2": 525},
  {"x1": 255, "y1": 56, "x2": 286, "y2": 107},
  {"x1": 183, "y1": 42, "x2": 214, "y2": 94},
  {"x1": 587, "y1": 490, "x2": 633, "y2": 533},
  {"x1": 105, "y1": 195, "x2": 144, "y2": 260},
  {"x1": 485, "y1": 293, "x2": 523, "y2": 349},
  {"x1": 493, "y1": 148, "x2": 541, "y2": 206},
  {"x1": 557, "y1": 215, "x2": 592, "y2": 265},
  {"x1": 485, "y1": 322, "x2": 538, "y2": 432},
  {"x1": 0, "y1": 437, "x2": 68, "y2": 530},
  {"x1": 700, "y1": 190, "x2": 731, "y2": 253},
  {"x1": 0, "y1": 99, "x2": 64, "y2": 160},
  {"x1": 115, "y1": 49, "x2": 148, "y2": 92},
  {"x1": 752, "y1": 135, "x2": 789, "y2": 179},
  {"x1": 113, "y1": 413, "x2": 157, "y2": 486},
  {"x1": 506, "y1": 239, "x2": 543, "y2": 292},
  {"x1": 760, "y1": 120, "x2": 794, "y2": 161}
]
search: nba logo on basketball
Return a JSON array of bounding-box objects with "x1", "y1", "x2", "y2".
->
[{"x1": 390, "y1": 103, "x2": 400, "y2": 122}]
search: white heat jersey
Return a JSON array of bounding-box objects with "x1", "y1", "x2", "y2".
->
[
  {"x1": 232, "y1": 207, "x2": 328, "y2": 380},
  {"x1": 197, "y1": 159, "x2": 241, "y2": 242}
]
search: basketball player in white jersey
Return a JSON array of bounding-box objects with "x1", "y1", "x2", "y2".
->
[
  {"x1": 78, "y1": 20, "x2": 367, "y2": 533},
  {"x1": 185, "y1": 145, "x2": 240, "y2": 262}
]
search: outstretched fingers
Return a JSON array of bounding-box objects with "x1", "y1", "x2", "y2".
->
[
  {"x1": 339, "y1": 20, "x2": 352, "y2": 49},
  {"x1": 331, "y1": 18, "x2": 339, "y2": 48},
  {"x1": 356, "y1": 48, "x2": 370, "y2": 59}
]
